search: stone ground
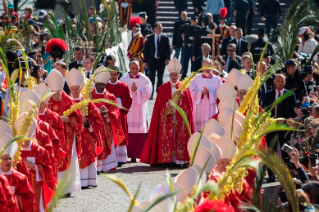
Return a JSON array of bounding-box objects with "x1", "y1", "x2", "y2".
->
[{"x1": 55, "y1": 37, "x2": 280, "y2": 211}]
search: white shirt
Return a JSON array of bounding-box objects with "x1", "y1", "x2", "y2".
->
[
  {"x1": 77, "y1": 58, "x2": 84, "y2": 65},
  {"x1": 154, "y1": 34, "x2": 161, "y2": 59}
]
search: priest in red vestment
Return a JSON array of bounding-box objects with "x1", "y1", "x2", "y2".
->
[
  {"x1": 14, "y1": 113, "x2": 56, "y2": 212},
  {"x1": 92, "y1": 68, "x2": 125, "y2": 171},
  {"x1": 140, "y1": 58, "x2": 194, "y2": 166},
  {"x1": 106, "y1": 66, "x2": 133, "y2": 166},
  {"x1": 0, "y1": 173, "x2": 19, "y2": 212},
  {"x1": 0, "y1": 133, "x2": 35, "y2": 212},
  {"x1": 47, "y1": 70, "x2": 83, "y2": 195},
  {"x1": 66, "y1": 68, "x2": 103, "y2": 188}
]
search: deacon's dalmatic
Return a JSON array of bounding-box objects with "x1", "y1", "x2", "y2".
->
[
  {"x1": 91, "y1": 67, "x2": 125, "y2": 171},
  {"x1": 66, "y1": 68, "x2": 103, "y2": 188},
  {"x1": 47, "y1": 69, "x2": 83, "y2": 194}
]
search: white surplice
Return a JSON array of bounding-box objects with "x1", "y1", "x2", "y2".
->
[
  {"x1": 190, "y1": 73, "x2": 222, "y2": 131},
  {"x1": 120, "y1": 73, "x2": 153, "y2": 134}
]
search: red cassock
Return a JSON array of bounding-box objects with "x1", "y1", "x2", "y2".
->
[
  {"x1": 35, "y1": 127, "x2": 57, "y2": 181},
  {"x1": 106, "y1": 81, "x2": 133, "y2": 146},
  {"x1": 91, "y1": 89, "x2": 125, "y2": 160},
  {"x1": 38, "y1": 108, "x2": 65, "y2": 171},
  {"x1": 140, "y1": 81, "x2": 194, "y2": 165},
  {"x1": 3, "y1": 169, "x2": 35, "y2": 212},
  {"x1": 47, "y1": 91, "x2": 83, "y2": 171},
  {"x1": 209, "y1": 171, "x2": 253, "y2": 212},
  {"x1": 74, "y1": 99, "x2": 103, "y2": 169},
  {"x1": 0, "y1": 174, "x2": 19, "y2": 212},
  {"x1": 20, "y1": 142, "x2": 56, "y2": 212}
]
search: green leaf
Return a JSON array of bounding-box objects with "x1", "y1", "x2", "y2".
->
[
  {"x1": 0, "y1": 135, "x2": 29, "y2": 158},
  {"x1": 103, "y1": 174, "x2": 133, "y2": 200},
  {"x1": 127, "y1": 182, "x2": 142, "y2": 212},
  {"x1": 189, "y1": 130, "x2": 203, "y2": 166},
  {"x1": 144, "y1": 191, "x2": 178, "y2": 212},
  {"x1": 168, "y1": 100, "x2": 191, "y2": 136}
]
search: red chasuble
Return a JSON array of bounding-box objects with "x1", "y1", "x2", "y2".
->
[
  {"x1": 38, "y1": 108, "x2": 65, "y2": 171},
  {"x1": 106, "y1": 81, "x2": 132, "y2": 146},
  {"x1": 91, "y1": 89, "x2": 125, "y2": 160},
  {"x1": 140, "y1": 81, "x2": 194, "y2": 165},
  {"x1": 47, "y1": 91, "x2": 83, "y2": 171},
  {"x1": 20, "y1": 142, "x2": 56, "y2": 212},
  {"x1": 0, "y1": 174, "x2": 19, "y2": 212},
  {"x1": 74, "y1": 99, "x2": 103, "y2": 169},
  {"x1": 35, "y1": 127, "x2": 57, "y2": 181},
  {"x1": 3, "y1": 168, "x2": 35, "y2": 212}
]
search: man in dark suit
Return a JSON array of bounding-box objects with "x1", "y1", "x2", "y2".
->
[
  {"x1": 55, "y1": 62, "x2": 70, "y2": 95},
  {"x1": 194, "y1": 43, "x2": 212, "y2": 72},
  {"x1": 251, "y1": 28, "x2": 275, "y2": 63},
  {"x1": 68, "y1": 47, "x2": 85, "y2": 70},
  {"x1": 143, "y1": 23, "x2": 171, "y2": 99},
  {"x1": 229, "y1": 28, "x2": 248, "y2": 56},
  {"x1": 262, "y1": 74, "x2": 296, "y2": 182},
  {"x1": 192, "y1": 17, "x2": 213, "y2": 61},
  {"x1": 220, "y1": 25, "x2": 237, "y2": 55},
  {"x1": 258, "y1": 61, "x2": 274, "y2": 105},
  {"x1": 172, "y1": 11, "x2": 189, "y2": 59},
  {"x1": 222, "y1": 43, "x2": 243, "y2": 73}
]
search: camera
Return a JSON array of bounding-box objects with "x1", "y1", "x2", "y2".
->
[
  {"x1": 282, "y1": 144, "x2": 294, "y2": 154},
  {"x1": 309, "y1": 153, "x2": 318, "y2": 167}
]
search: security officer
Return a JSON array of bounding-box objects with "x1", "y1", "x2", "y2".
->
[
  {"x1": 179, "y1": 15, "x2": 201, "y2": 79},
  {"x1": 250, "y1": 28, "x2": 275, "y2": 63},
  {"x1": 299, "y1": 66, "x2": 316, "y2": 102},
  {"x1": 172, "y1": 11, "x2": 190, "y2": 59},
  {"x1": 139, "y1": 12, "x2": 153, "y2": 39},
  {"x1": 192, "y1": 16, "x2": 216, "y2": 61}
]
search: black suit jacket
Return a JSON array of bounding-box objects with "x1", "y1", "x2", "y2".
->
[
  {"x1": 69, "y1": 61, "x2": 77, "y2": 70},
  {"x1": 143, "y1": 34, "x2": 171, "y2": 66},
  {"x1": 258, "y1": 76, "x2": 275, "y2": 105},
  {"x1": 222, "y1": 55, "x2": 243, "y2": 73},
  {"x1": 194, "y1": 55, "x2": 212, "y2": 72},
  {"x1": 262, "y1": 89, "x2": 296, "y2": 119},
  {"x1": 221, "y1": 36, "x2": 233, "y2": 55},
  {"x1": 229, "y1": 38, "x2": 249, "y2": 56},
  {"x1": 63, "y1": 81, "x2": 70, "y2": 95}
]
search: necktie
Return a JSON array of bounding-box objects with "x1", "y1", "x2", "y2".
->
[
  {"x1": 87, "y1": 71, "x2": 90, "y2": 79},
  {"x1": 156, "y1": 35, "x2": 160, "y2": 58},
  {"x1": 225, "y1": 57, "x2": 230, "y2": 72},
  {"x1": 238, "y1": 40, "x2": 241, "y2": 55},
  {"x1": 275, "y1": 91, "x2": 281, "y2": 118}
]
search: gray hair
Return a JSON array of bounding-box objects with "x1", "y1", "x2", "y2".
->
[
  {"x1": 201, "y1": 43, "x2": 211, "y2": 50},
  {"x1": 228, "y1": 43, "x2": 236, "y2": 49},
  {"x1": 202, "y1": 58, "x2": 213, "y2": 66},
  {"x1": 242, "y1": 55, "x2": 251, "y2": 62}
]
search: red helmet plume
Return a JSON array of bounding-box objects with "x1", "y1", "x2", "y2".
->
[
  {"x1": 45, "y1": 38, "x2": 68, "y2": 59},
  {"x1": 129, "y1": 16, "x2": 142, "y2": 28},
  {"x1": 219, "y1": 7, "x2": 228, "y2": 19}
]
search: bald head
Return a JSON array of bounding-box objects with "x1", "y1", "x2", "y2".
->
[
  {"x1": 257, "y1": 61, "x2": 267, "y2": 75},
  {"x1": 181, "y1": 11, "x2": 187, "y2": 21},
  {"x1": 274, "y1": 74, "x2": 286, "y2": 90},
  {"x1": 229, "y1": 26, "x2": 237, "y2": 37}
]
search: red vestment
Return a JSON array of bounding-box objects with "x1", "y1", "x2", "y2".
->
[
  {"x1": 0, "y1": 174, "x2": 19, "y2": 212},
  {"x1": 106, "y1": 81, "x2": 133, "y2": 146},
  {"x1": 2, "y1": 168, "x2": 35, "y2": 212},
  {"x1": 35, "y1": 127, "x2": 57, "y2": 181},
  {"x1": 91, "y1": 89, "x2": 125, "y2": 160},
  {"x1": 38, "y1": 108, "x2": 65, "y2": 171},
  {"x1": 74, "y1": 99, "x2": 103, "y2": 169},
  {"x1": 208, "y1": 171, "x2": 253, "y2": 212},
  {"x1": 140, "y1": 81, "x2": 195, "y2": 165},
  {"x1": 20, "y1": 142, "x2": 56, "y2": 212},
  {"x1": 47, "y1": 91, "x2": 83, "y2": 171}
]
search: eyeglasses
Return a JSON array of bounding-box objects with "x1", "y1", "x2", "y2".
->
[{"x1": 227, "y1": 49, "x2": 235, "y2": 52}]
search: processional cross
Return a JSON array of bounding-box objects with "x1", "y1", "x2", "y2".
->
[{"x1": 206, "y1": 29, "x2": 221, "y2": 60}]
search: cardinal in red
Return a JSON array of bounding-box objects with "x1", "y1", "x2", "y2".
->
[
  {"x1": 0, "y1": 173, "x2": 19, "y2": 212},
  {"x1": 140, "y1": 58, "x2": 194, "y2": 166},
  {"x1": 91, "y1": 68, "x2": 125, "y2": 171},
  {"x1": 66, "y1": 68, "x2": 104, "y2": 188},
  {"x1": 47, "y1": 70, "x2": 83, "y2": 195},
  {"x1": 106, "y1": 66, "x2": 133, "y2": 166}
]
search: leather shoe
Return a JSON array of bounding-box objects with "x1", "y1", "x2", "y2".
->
[{"x1": 267, "y1": 176, "x2": 275, "y2": 183}]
